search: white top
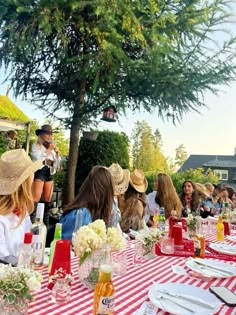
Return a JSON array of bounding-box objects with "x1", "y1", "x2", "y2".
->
[
  {"x1": 0, "y1": 213, "x2": 31, "y2": 264},
  {"x1": 31, "y1": 143, "x2": 60, "y2": 175},
  {"x1": 145, "y1": 191, "x2": 159, "y2": 217}
]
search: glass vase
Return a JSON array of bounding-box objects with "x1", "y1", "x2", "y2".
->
[
  {"x1": 187, "y1": 226, "x2": 197, "y2": 239},
  {"x1": 0, "y1": 296, "x2": 28, "y2": 315},
  {"x1": 142, "y1": 243, "x2": 156, "y2": 259},
  {"x1": 78, "y1": 248, "x2": 105, "y2": 290}
]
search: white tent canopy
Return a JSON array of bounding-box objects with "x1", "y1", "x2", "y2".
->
[{"x1": 0, "y1": 118, "x2": 27, "y2": 131}]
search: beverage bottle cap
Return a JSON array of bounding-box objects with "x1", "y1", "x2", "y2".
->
[{"x1": 24, "y1": 232, "x2": 33, "y2": 244}]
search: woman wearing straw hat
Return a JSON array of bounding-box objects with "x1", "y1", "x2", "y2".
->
[
  {"x1": 31, "y1": 124, "x2": 60, "y2": 228},
  {"x1": 108, "y1": 163, "x2": 130, "y2": 228},
  {"x1": 0, "y1": 149, "x2": 42, "y2": 265},
  {"x1": 118, "y1": 169, "x2": 148, "y2": 233}
]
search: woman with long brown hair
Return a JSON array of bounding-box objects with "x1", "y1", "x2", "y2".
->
[
  {"x1": 179, "y1": 180, "x2": 201, "y2": 217},
  {"x1": 155, "y1": 173, "x2": 182, "y2": 219},
  {"x1": 60, "y1": 166, "x2": 114, "y2": 241}
]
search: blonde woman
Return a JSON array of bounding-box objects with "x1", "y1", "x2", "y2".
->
[
  {"x1": 31, "y1": 125, "x2": 60, "y2": 227},
  {"x1": 155, "y1": 173, "x2": 182, "y2": 219},
  {"x1": 0, "y1": 149, "x2": 41, "y2": 264}
]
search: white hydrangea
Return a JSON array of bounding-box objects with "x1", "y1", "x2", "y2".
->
[{"x1": 107, "y1": 227, "x2": 125, "y2": 251}]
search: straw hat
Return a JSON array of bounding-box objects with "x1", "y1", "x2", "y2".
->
[
  {"x1": 130, "y1": 169, "x2": 148, "y2": 193},
  {"x1": 35, "y1": 124, "x2": 54, "y2": 136},
  {"x1": 108, "y1": 163, "x2": 130, "y2": 195},
  {"x1": 0, "y1": 149, "x2": 42, "y2": 195},
  {"x1": 195, "y1": 183, "x2": 210, "y2": 198}
]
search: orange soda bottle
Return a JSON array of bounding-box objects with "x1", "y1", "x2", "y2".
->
[
  {"x1": 153, "y1": 209, "x2": 159, "y2": 227},
  {"x1": 216, "y1": 215, "x2": 224, "y2": 241}
]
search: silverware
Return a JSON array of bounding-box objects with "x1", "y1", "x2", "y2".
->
[
  {"x1": 156, "y1": 286, "x2": 215, "y2": 309},
  {"x1": 190, "y1": 258, "x2": 234, "y2": 276},
  {"x1": 156, "y1": 292, "x2": 196, "y2": 313}
]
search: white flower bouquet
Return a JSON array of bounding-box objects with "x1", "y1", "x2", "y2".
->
[
  {"x1": 0, "y1": 264, "x2": 42, "y2": 304},
  {"x1": 136, "y1": 228, "x2": 164, "y2": 257},
  {"x1": 73, "y1": 219, "x2": 125, "y2": 265}
]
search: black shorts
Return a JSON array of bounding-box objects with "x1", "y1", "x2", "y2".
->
[{"x1": 34, "y1": 166, "x2": 53, "y2": 182}]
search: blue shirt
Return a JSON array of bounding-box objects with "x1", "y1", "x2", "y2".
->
[{"x1": 60, "y1": 208, "x2": 92, "y2": 241}]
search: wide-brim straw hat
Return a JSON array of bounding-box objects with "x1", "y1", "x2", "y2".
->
[
  {"x1": 108, "y1": 163, "x2": 130, "y2": 195},
  {"x1": 130, "y1": 169, "x2": 148, "y2": 193},
  {"x1": 0, "y1": 149, "x2": 42, "y2": 195},
  {"x1": 195, "y1": 183, "x2": 210, "y2": 198},
  {"x1": 35, "y1": 124, "x2": 54, "y2": 136}
]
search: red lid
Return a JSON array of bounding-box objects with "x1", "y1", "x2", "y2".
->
[{"x1": 24, "y1": 232, "x2": 33, "y2": 244}]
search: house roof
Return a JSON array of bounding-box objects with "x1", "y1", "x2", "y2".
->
[
  {"x1": 0, "y1": 95, "x2": 29, "y2": 131},
  {"x1": 181, "y1": 154, "x2": 236, "y2": 171}
]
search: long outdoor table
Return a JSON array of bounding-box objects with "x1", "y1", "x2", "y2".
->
[{"x1": 28, "y1": 235, "x2": 236, "y2": 315}]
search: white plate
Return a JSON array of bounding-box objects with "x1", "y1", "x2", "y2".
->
[
  {"x1": 209, "y1": 243, "x2": 236, "y2": 256},
  {"x1": 226, "y1": 235, "x2": 236, "y2": 243},
  {"x1": 148, "y1": 282, "x2": 221, "y2": 315},
  {"x1": 186, "y1": 258, "x2": 236, "y2": 278}
]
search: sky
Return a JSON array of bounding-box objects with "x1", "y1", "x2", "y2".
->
[{"x1": 0, "y1": 4, "x2": 236, "y2": 160}]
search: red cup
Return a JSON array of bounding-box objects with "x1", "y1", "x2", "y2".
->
[
  {"x1": 223, "y1": 221, "x2": 230, "y2": 235},
  {"x1": 181, "y1": 218, "x2": 187, "y2": 232},
  {"x1": 172, "y1": 224, "x2": 184, "y2": 248},
  {"x1": 48, "y1": 240, "x2": 71, "y2": 290}
]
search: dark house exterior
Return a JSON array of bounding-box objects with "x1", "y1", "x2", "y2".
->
[{"x1": 181, "y1": 151, "x2": 236, "y2": 190}]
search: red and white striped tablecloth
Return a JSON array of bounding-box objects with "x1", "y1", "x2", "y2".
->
[{"x1": 28, "y1": 240, "x2": 236, "y2": 315}]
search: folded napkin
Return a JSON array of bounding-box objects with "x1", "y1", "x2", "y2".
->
[{"x1": 212, "y1": 243, "x2": 236, "y2": 253}]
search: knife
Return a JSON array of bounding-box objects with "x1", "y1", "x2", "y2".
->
[
  {"x1": 154, "y1": 285, "x2": 215, "y2": 309},
  {"x1": 190, "y1": 258, "x2": 234, "y2": 276}
]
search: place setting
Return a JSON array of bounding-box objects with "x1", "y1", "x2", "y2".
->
[
  {"x1": 185, "y1": 257, "x2": 236, "y2": 278},
  {"x1": 208, "y1": 243, "x2": 236, "y2": 256},
  {"x1": 148, "y1": 282, "x2": 222, "y2": 315}
]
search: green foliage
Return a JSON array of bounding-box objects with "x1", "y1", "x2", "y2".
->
[
  {"x1": 175, "y1": 144, "x2": 188, "y2": 169},
  {"x1": 0, "y1": 132, "x2": 7, "y2": 155},
  {"x1": 131, "y1": 120, "x2": 167, "y2": 172},
  {"x1": 76, "y1": 130, "x2": 129, "y2": 190},
  {"x1": 54, "y1": 171, "x2": 65, "y2": 189},
  {"x1": 172, "y1": 168, "x2": 219, "y2": 194},
  {"x1": 0, "y1": 96, "x2": 29, "y2": 122}
]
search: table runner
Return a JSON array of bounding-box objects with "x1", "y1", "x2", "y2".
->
[{"x1": 28, "y1": 241, "x2": 236, "y2": 315}]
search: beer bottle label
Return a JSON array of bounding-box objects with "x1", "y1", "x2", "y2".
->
[{"x1": 97, "y1": 296, "x2": 115, "y2": 314}]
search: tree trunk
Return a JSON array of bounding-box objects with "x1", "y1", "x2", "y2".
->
[{"x1": 62, "y1": 80, "x2": 86, "y2": 206}]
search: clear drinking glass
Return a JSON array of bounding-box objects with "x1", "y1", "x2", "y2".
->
[
  {"x1": 51, "y1": 278, "x2": 71, "y2": 303},
  {"x1": 160, "y1": 237, "x2": 174, "y2": 254},
  {"x1": 112, "y1": 250, "x2": 127, "y2": 275},
  {"x1": 133, "y1": 241, "x2": 143, "y2": 266}
]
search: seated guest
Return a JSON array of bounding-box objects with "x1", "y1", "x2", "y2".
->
[
  {"x1": 0, "y1": 149, "x2": 41, "y2": 264},
  {"x1": 195, "y1": 183, "x2": 211, "y2": 218},
  {"x1": 154, "y1": 173, "x2": 182, "y2": 220},
  {"x1": 145, "y1": 176, "x2": 158, "y2": 226},
  {"x1": 179, "y1": 180, "x2": 201, "y2": 217},
  {"x1": 118, "y1": 169, "x2": 148, "y2": 233},
  {"x1": 60, "y1": 166, "x2": 114, "y2": 241},
  {"x1": 108, "y1": 163, "x2": 130, "y2": 228},
  {"x1": 223, "y1": 186, "x2": 235, "y2": 209},
  {"x1": 203, "y1": 182, "x2": 217, "y2": 216}
]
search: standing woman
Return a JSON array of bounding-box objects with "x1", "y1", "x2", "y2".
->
[
  {"x1": 31, "y1": 125, "x2": 60, "y2": 227},
  {"x1": 155, "y1": 173, "x2": 182, "y2": 219},
  {"x1": 0, "y1": 149, "x2": 41, "y2": 264}
]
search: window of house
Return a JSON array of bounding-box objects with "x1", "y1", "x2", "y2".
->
[{"x1": 214, "y1": 169, "x2": 228, "y2": 181}]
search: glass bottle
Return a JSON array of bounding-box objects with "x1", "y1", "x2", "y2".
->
[
  {"x1": 153, "y1": 209, "x2": 159, "y2": 227},
  {"x1": 193, "y1": 234, "x2": 205, "y2": 258},
  {"x1": 216, "y1": 215, "x2": 224, "y2": 241},
  {"x1": 18, "y1": 232, "x2": 33, "y2": 268},
  {"x1": 48, "y1": 223, "x2": 62, "y2": 273},
  {"x1": 159, "y1": 207, "x2": 166, "y2": 230},
  {"x1": 30, "y1": 203, "x2": 47, "y2": 267},
  {"x1": 93, "y1": 245, "x2": 115, "y2": 315}
]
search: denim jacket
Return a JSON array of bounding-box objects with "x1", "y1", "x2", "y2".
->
[{"x1": 60, "y1": 208, "x2": 92, "y2": 241}]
